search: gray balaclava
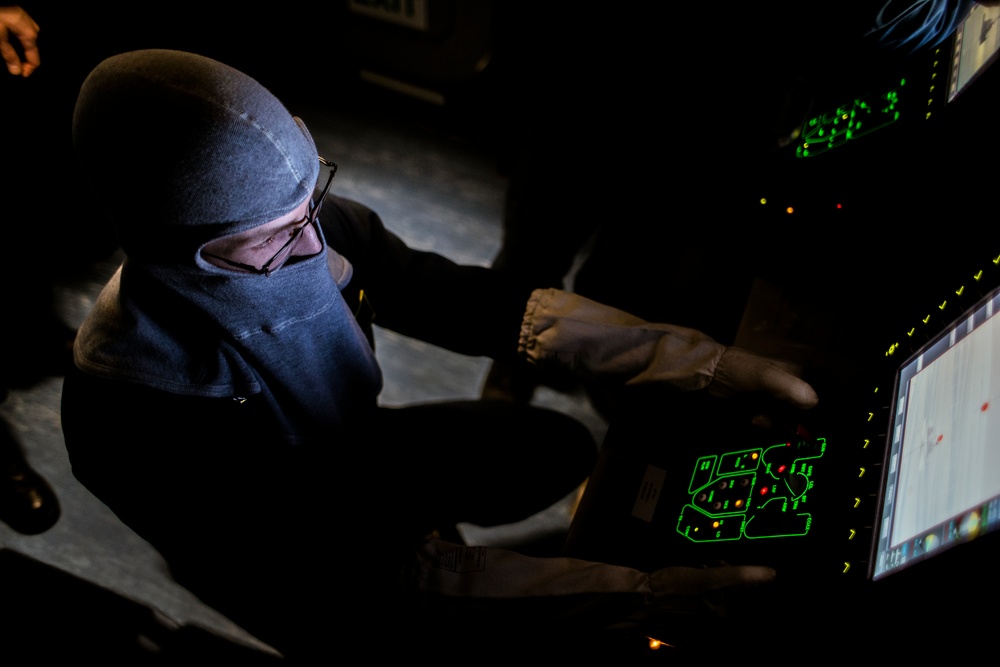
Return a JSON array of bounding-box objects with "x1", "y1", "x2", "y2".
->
[
  {"x1": 73, "y1": 48, "x2": 320, "y2": 265},
  {"x1": 72, "y1": 49, "x2": 382, "y2": 445}
]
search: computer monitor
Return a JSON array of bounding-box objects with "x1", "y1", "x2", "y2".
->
[
  {"x1": 872, "y1": 284, "x2": 1000, "y2": 580},
  {"x1": 948, "y1": 3, "x2": 1000, "y2": 102}
]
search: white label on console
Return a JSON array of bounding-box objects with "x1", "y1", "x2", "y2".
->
[{"x1": 632, "y1": 465, "x2": 667, "y2": 523}]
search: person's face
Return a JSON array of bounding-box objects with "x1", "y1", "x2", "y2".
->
[{"x1": 201, "y1": 198, "x2": 324, "y2": 273}]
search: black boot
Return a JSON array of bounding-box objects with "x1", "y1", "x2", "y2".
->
[{"x1": 0, "y1": 418, "x2": 60, "y2": 535}]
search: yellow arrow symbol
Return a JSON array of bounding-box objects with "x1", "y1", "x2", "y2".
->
[
  {"x1": 868, "y1": 412, "x2": 874, "y2": 422},
  {"x1": 864, "y1": 439, "x2": 870, "y2": 449},
  {"x1": 849, "y1": 529, "x2": 856, "y2": 540},
  {"x1": 843, "y1": 562, "x2": 851, "y2": 574},
  {"x1": 859, "y1": 467, "x2": 866, "y2": 478},
  {"x1": 854, "y1": 497, "x2": 861, "y2": 508}
]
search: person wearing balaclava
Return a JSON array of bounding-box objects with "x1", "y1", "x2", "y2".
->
[{"x1": 61, "y1": 49, "x2": 818, "y2": 660}]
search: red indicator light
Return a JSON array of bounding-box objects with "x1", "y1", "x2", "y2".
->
[
  {"x1": 983, "y1": 402, "x2": 990, "y2": 412},
  {"x1": 836, "y1": 203, "x2": 843, "y2": 209},
  {"x1": 760, "y1": 487, "x2": 769, "y2": 495},
  {"x1": 778, "y1": 465, "x2": 787, "y2": 473},
  {"x1": 937, "y1": 434, "x2": 944, "y2": 443}
]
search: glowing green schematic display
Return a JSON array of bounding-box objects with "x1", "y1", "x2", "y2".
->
[
  {"x1": 795, "y1": 80, "x2": 905, "y2": 158},
  {"x1": 676, "y1": 437, "x2": 826, "y2": 543}
]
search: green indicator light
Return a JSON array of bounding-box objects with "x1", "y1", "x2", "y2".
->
[{"x1": 681, "y1": 439, "x2": 826, "y2": 541}]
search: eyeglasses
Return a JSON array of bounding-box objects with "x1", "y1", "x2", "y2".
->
[{"x1": 204, "y1": 157, "x2": 338, "y2": 277}]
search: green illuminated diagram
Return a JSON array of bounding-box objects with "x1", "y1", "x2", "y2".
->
[
  {"x1": 676, "y1": 437, "x2": 827, "y2": 542},
  {"x1": 795, "y1": 80, "x2": 905, "y2": 158}
]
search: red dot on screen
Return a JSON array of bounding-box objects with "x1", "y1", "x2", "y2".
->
[
  {"x1": 937, "y1": 434, "x2": 944, "y2": 443},
  {"x1": 982, "y1": 402, "x2": 990, "y2": 412}
]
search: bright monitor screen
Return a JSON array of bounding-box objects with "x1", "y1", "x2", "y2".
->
[
  {"x1": 873, "y1": 286, "x2": 1000, "y2": 579},
  {"x1": 948, "y1": 3, "x2": 1000, "y2": 102}
]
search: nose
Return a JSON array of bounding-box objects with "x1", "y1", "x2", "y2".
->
[{"x1": 293, "y1": 219, "x2": 324, "y2": 258}]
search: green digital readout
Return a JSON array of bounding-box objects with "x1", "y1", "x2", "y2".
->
[
  {"x1": 795, "y1": 80, "x2": 904, "y2": 158},
  {"x1": 677, "y1": 437, "x2": 826, "y2": 543}
]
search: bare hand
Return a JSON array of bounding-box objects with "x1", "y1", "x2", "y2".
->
[{"x1": 0, "y1": 6, "x2": 39, "y2": 77}]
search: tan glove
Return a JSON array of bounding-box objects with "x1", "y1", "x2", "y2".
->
[
  {"x1": 518, "y1": 288, "x2": 818, "y2": 409},
  {"x1": 410, "y1": 536, "x2": 774, "y2": 631}
]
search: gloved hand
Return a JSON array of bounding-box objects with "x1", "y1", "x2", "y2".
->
[
  {"x1": 409, "y1": 536, "x2": 774, "y2": 634},
  {"x1": 518, "y1": 288, "x2": 818, "y2": 409}
]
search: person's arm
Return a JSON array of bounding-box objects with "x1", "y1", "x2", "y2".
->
[
  {"x1": 323, "y1": 197, "x2": 817, "y2": 410},
  {"x1": 322, "y1": 195, "x2": 533, "y2": 359},
  {"x1": 406, "y1": 535, "x2": 775, "y2": 649},
  {"x1": 0, "y1": 6, "x2": 39, "y2": 77},
  {"x1": 519, "y1": 288, "x2": 819, "y2": 409}
]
